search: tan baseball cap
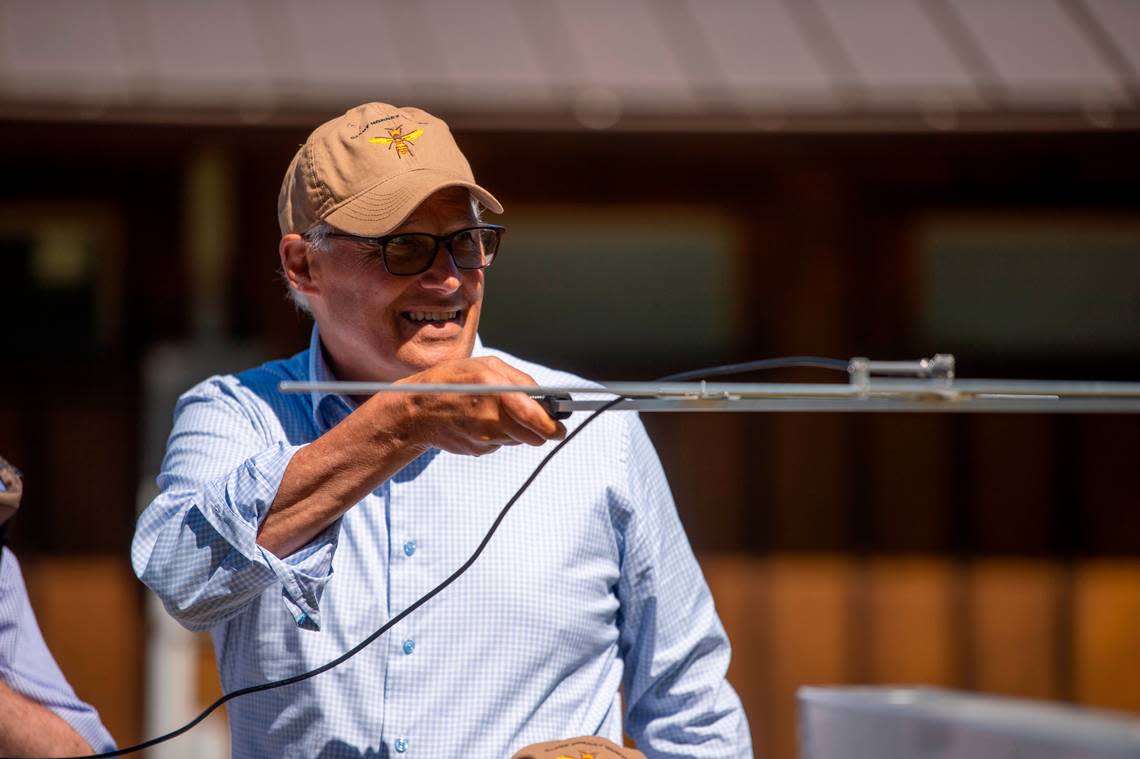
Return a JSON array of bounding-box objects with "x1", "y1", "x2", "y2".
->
[{"x1": 278, "y1": 102, "x2": 503, "y2": 237}]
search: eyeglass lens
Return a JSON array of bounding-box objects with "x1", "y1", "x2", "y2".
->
[{"x1": 385, "y1": 228, "x2": 499, "y2": 274}]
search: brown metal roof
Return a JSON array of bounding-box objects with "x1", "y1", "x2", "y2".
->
[{"x1": 0, "y1": 0, "x2": 1136, "y2": 131}]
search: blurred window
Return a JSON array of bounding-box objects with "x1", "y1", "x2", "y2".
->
[
  {"x1": 478, "y1": 205, "x2": 742, "y2": 368},
  {"x1": 917, "y1": 215, "x2": 1140, "y2": 357},
  {"x1": 0, "y1": 207, "x2": 123, "y2": 358}
]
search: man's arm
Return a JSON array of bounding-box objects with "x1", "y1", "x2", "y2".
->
[
  {"x1": 133, "y1": 355, "x2": 564, "y2": 631},
  {"x1": 0, "y1": 679, "x2": 93, "y2": 757},
  {"x1": 257, "y1": 355, "x2": 564, "y2": 557},
  {"x1": 0, "y1": 547, "x2": 117, "y2": 755},
  {"x1": 615, "y1": 417, "x2": 753, "y2": 758}
]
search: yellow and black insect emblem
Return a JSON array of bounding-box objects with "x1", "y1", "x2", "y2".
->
[{"x1": 368, "y1": 125, "x2": 425, "y2": 158}]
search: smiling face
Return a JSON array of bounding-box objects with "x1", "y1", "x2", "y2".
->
[{"x1": 303, "y1": 187, "x2": 486, "y2": 382}]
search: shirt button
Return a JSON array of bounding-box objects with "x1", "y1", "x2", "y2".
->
[
  {"x1": 394, "y1": 737, "x2": 409, "y2": 753},
  {"x1": 402, "y1": 639, "x2": 415, "y2": 655},
  {"x1": 403, "y1": 540, "x2": 416, "y2": 557}
]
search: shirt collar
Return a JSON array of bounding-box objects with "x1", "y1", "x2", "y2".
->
[
  {"x1": 307, "y1": 325, "x2": 487, "y2": 433},
  {"x1": 307, "y1": 326, "x2": 354, "y2": 433}
]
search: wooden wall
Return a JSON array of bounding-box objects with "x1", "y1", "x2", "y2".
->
[
  {"x1": 20, "y1": 557, "x2": 143, "y2": 747},
  {"x1": 1, "y1": 120, "x2": 1137, "y2": 756},
  {"x1": 704, "y1": 554, "x2": 1140, "y2": 759}
]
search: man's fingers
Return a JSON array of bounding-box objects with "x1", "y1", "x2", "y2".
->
[
  {"x1": 464, "y1": 396, "x2": 547, "y2": 447},
  {"x1": 0, "y1": 469, "x2": 21, "y2": 495},
  {"x1": 461, "y1": 360, "x2": 564, "y2": 443},
  {"x1": 487, "y1": 359, "x2": 540, "y2": 390},
  {"x1": 484, "y1": 363, "x2": 567, "y2": 441},
  {"x1": 499, "y1": 392, "x2": 566, "y2": 442},
  {"x1": 497, "y1": 412, "x2": 549, "y2": 447},
  {"x1": 403, "y1": 357, "x2": 568, "y2": 452}
]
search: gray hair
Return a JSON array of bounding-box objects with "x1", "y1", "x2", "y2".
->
[
  {"x1": 282, "y1": 192, "x2": 485, "y2": 314},
  {"x1": 280, "y1": 221, "x2": 334, "y2": 313}
]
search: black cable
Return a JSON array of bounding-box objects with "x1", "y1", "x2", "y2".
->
[
  {"x1": 660, "y1": 356, "x2": 848, "y2": 382},
  {"x1": 43, "y1": 397, "x2": 623, "y2": 759},
  {"x1": 34, "y1": 355, "x2": 847, "y2": 759}
]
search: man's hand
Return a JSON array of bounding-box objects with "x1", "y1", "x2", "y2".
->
[
  {"x1": 0, "y1": 460, "x2": 22, "y2": 527},
  {"x1": 392, "y1": 356, "x2": 567, "y2": 456},
  {"x1": 259, "y1": 357, "x2": 566, "y2": 558},
  {"x1": 512, "y1": 736, "x2": 647, "y2": 759}
]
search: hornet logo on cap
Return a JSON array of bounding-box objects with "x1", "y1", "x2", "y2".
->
[{"x1": 368, "y1": 124, "x2": 424, "y2": 158}]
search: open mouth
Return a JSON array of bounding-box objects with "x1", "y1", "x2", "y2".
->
[{"x1": 402, "y1": 309, "x2": 462, "y2": 325}]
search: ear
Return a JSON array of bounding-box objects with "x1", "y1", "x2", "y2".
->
[{"x1": 280, "y1": 234, "x2": 319, "y2": 298}]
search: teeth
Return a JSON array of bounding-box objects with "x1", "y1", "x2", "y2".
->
[{"x1": 407, "y1": 310, "x2": 459, "y2": 322}]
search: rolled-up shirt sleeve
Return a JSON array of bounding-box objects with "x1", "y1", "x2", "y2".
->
[
  {"x1": 616, "y1": 416, "x2": 753, "y2": 757},
  {"x1": 131, "y1": 379, "x2": 340, "y2": 632}
]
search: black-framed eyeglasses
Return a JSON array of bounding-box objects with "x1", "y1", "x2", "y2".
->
[{"x1": 323, "y1": 224, "x2": 505, "y2": 276}]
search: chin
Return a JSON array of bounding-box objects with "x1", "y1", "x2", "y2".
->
[{"x1": 396, "y1": 338, "x2": 475, "y2": 375}]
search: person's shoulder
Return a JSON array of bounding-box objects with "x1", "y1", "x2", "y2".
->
[
  {"x1": 177, "y1": 349, "x2": 310, "y2": 414},
  {"x1": 233, "y1": 349, "x2": 310, "y2": 390}
]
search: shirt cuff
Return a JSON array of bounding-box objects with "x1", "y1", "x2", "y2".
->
[{"x1": 198, "y1": 442, "x2": 340, "y2": 630}]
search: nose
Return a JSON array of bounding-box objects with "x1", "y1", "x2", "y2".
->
[{"x1": 416, "y1": 243, "x2": 462, "y2": 293}]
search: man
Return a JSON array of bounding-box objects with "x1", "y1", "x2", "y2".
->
[
  {"x1": 0, "y1": 457, "x2": 117, "y2": 756},
  {"x1": 133, "y1": 102, "x2": 751, "y2": 758}
]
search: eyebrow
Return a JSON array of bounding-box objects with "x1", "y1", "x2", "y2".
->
[{"x1": 396, "y1": 211, "x2": 479, "y2": 232}]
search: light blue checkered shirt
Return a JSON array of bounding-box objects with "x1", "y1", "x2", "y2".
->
[{"x1": 132, "y1": 328, "x2": 751, "y2": 758}]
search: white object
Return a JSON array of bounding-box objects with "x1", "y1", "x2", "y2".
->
[{"x1": 798, "y1": 686, "x2": 1140, "y2": 759}]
